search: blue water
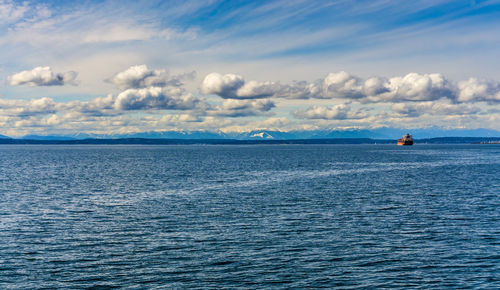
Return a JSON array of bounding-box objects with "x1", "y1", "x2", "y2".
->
[{"x1": 0, "y1": 144, "x2": 498, "y2": 288}]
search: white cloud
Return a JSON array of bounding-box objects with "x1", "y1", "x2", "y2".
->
[
  {"x1": 107, "y1": 65, "x2": 168, "y2": 89},
  {"x1": 323, "y1": 71, "x2": 365, "y2": 99},
  {"x1": 201, "y1": 72, "x2": 331, "y2": 100},
  {"x1": 209, "y1": 99, "x2": 275, "y2": 117},
  {"x1": 279, "y1": 81, "x2": 323, "y2": 99},
  {"x1": 391, "y1": 101, "x2": 481, "y2": 117},
  {"x1": 457, "y1": 78, "x2": 500, "y2": 103},
  {"x1": 0, "y1": 97, "x2": 57, "y2": 117},
  {"x1": 60, "y1": 95, "x2": 116, "y2": 116},
  {"x1": 114, "y1": 87, "x2": 201, "y2": 111},
  {"x1": 374, "y1": 73, "x2": 454, "y2": 102},
  {"x1": 0, "y1": 87, "x2": 204, "y2": 119},
  {"x1": 293, "y1": 104, "x2": 368, "y2": 120},
  {"x1": 363, "y1": 77, "x2": 389, "y2": 96},
  {"x1": 322, "y1": 72, "x2": 455, "y2": 103},
  {"x1": 253, "y1": 117, "x2": 290, "y2": 129},
  {"x1": 1, "y1": 1, "x2": 197, "y2": 49},
  {"x1": 235, "y1": 80, "x2": 281, "y2": 99},
  {"x1": 106, "y1": 64, "x2": 196, "y2": 90},
  {"x1": 200, "y1": 71, "x2": 500, "y2": 104},
  {"x1": 82, "y1": 25, "x2": 158, "y2": 44},
  {"x1": 217, "y1": 117, "x2": 293, "y2": 133},
  {"x1": 201, "y1": 73, "x2": 245, "y2": 98},
  {"x1": 0, "y1": 0, "x2": 29, "y2": 24},
  {"x1": 7, "y1": 66, "x2": 78, "y2": 86},
  {"x1": 1, "y1": 66, "x2": 500, "y2": 135}
]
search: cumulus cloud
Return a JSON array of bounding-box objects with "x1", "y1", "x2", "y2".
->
[
  {"x1": 372, "y1": 73, "x2": 454, "y2": 103},
  {"x1": 363, "y1": 77, "x2": 389, "y2": 96},
  {"x1": 315, "y1": 72, "x2": 455, "y2": 103},
  {"x1": 323, "y1": 71, "x2": 365, "y2": 99},
  {"x1": 201, "y1": 72, "x2": 285, "y2": 99},
  {"x1": 60, "y1": 95, "x2": 116, "y2": 116},
  {"x1": 201, "y1": 72, "x2": 335, "y2": 100},
  {"x1": 201, "y1": 73, "x2": 245, "y2": 98},
  {"x1": 1, "y1": 65, "x2": 208, "y2": 133},
  {"x1": 7, "y1": 66, "x2": 78, "y2": 86},
  {"x1": 209, "y1": 99, "x2": 275, "y2": 117},
  {"x1": 0, "y1": 95, "x2": 117, "y2": 119},
  {"x1": 235, "y1": 80, "x2": 282, "y2": 99},
  {"x1": 92, "y1": 66, "x2": 205, "y2": 113},
  {"x1": 107, "y1": 64, "x2": 196, "y2": 90},
  {"x1": 201, "y1": 71, "x2": 455, "y2": 102},
  {"x1": 391, "y1": 102, "x2": 482, "y2": 117},
  {"x1": 201, "y1": 71, "x2": 500, "y2": 104},
  {"x1": 2, "y1": 66, "x2": 500, "y2": 135},
  {"x1": 114, "y1": 87, "x2": 201, "y2": 111},
  {"x1": 279, "y1": 81, "x2": 323, "y2": 99},
  {"x1": 156, "y1": 114, "x2": 203, "y2": 125},
  {"x1": 0, "y1": 87, "x2": 205, "y2": 120},
  {"x1": 0, "y1": 97, "x2": 57, "y2": 117},
  {"x1": 293, "y1": 104, "x2": 368, "y2": 120},
  {"x1": 457, "y1": 78, "x2": 500, "y2": 103}
]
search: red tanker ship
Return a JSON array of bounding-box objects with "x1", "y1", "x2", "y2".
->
[{"x1": 397, "y1": 133, "x2": 413, "y2": 146}]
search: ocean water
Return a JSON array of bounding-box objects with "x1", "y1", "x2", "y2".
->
[{"x1": 0, "y1": 144, "x2": 498, "y2": 288}]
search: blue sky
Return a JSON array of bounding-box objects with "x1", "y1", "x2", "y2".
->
[{"x1": 0, "y1": 0, "x2": 499, "y2": 136}]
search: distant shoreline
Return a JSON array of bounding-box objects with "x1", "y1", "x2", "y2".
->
[{"x1": 1, "y1": 137, "x2": 499, "y2": 145}]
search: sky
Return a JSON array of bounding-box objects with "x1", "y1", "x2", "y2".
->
[{"x1": 1, "y1": 0, "x2": 499, "y2": 136}]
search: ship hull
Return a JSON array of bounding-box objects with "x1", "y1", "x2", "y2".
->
[{"x1": 397, "y1": 140, "x2": 413, "y2": 146}]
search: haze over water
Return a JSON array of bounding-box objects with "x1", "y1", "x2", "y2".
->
[{"x1": 0, "y1": 144, "x2": 498, "y2": 288}]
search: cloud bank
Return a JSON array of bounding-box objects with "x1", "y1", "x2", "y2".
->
[
  {"x1": 1, "y1": 66, "x2": 500, "y2": 136},
  {"x1": 201, "y1": 71, "x2": 499, "y2": 104}
]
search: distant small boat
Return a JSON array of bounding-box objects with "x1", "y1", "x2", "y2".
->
[{"x1": 397, "y1": 133, "x2": 413, "y2": 146}]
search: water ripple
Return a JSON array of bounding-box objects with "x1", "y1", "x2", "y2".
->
[{"x1": 0, "y1": 144, "x2": 498, "y2": 288}]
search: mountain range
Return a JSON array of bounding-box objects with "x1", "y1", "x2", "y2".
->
[{"x1": 1, "y1": 127, "x2": 499, "y2": 141}]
